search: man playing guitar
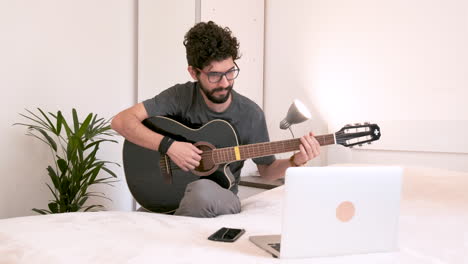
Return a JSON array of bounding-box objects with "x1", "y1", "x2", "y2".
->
[{"x1": 111, "y1": 21, "x2": 320, "y2": 217}]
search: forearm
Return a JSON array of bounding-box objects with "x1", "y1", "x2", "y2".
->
[
  {"x1": 257, "y1": 132, "x2": 321, "y2": 180},
  {"x1": 111, "y1": 104, "x2": 202, "y2": 171},
  {"x1": 257, "y1": 159, "x2": 293, "y2": 181},
  {"x1": 111, "y1": 110, "x2": 164, "y2": 151}
]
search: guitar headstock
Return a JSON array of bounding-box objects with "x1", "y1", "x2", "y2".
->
[{"x1": 335, "y1": 122, "x2": 381, "y2": 148}]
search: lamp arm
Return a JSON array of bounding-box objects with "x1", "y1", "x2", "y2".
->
[{"x1": 288, "y1": 127, "x2": 295, "y2": 138}]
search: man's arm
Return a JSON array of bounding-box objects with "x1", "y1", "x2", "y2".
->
[
  {"x1": 111, "y1": 103, "x2": 162, "y2": 150},
  {"x1": 111, "y1": 103, "x2": 202, "y2": 171},
  {"x1": 257, "y1": 132, "x2": 320, "y2": 181}
]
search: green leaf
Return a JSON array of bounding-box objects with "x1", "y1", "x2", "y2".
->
[
  {"x1": 84, "y1": 139, "x2": 106, "y2": 150},
  {"x1": 82, "y1": 146, "x2": 99, "y2": 167},
  {"x1": 47, "y1": 166, "x2": 61, "y2": 191},
  {"x1": 22, "y1": 109, "x2": 50, "y2": 130},
  {"x1": 48, "y1": 202, "x2": 58, "y2": 213},
  {"x1": 86, "y1": 193, "x2": 112, "y2": 201},
  {"x1": 83, "y1": 205, "x2": 104, "y2": 212},
  {"x1": 76, "y1": 113, "x2": 93, "y2": 139},
  {"x1": 101, "y1": 167, "x2": 118, "y2": 178},
  {"x1": 45, "y1": 183, "x2": 59, "y2": 201},
  {"x1": 13, "y1": 122, "x2": 46, "y2": 131},
  {"x1": 93, "y1": 177, "x2": 118, "y2": 186},
  {"x1": 32, "y1": 208, "x2": 50, "y2": 215},
  {"x1": 86, "y1": 114, "x2": 98, "y2": 138},
  {"x1": 37, "y1": 129, "x2": 57, "y2": 152},
  {"x1": 59, "y1": 176, "x2": 70, "y2": 196},
  {"x1": 69, "y1": 203, "x2": 79, "y2": 212},
  {"x1": 72, "y1": 108, "x2": 79, "y2": 134},
  {"x1": 57, "y1": 158, "x2": 68, "y2": 175},
  {"x1": 87, "y1": 137, "x2": 118, "y2": 147},
  {"x1": 78, "y1": 197, "x2": 88, "y2": 207},
  {"x1": 67, "y1": 136, "x2": 79, "y2": 160},
  {"x1": 61, "y1": 114, "x2": 73, "y2": 139},
  {"x1": 56, "y1": 111, "x2": 63, "y2": 135},
  {"x1": 87, "y1": 165, "x2": 102, "y2": 185},
  {"x1": 37, "y1": 108, "x2": 57, "y2": 134},
  {"x1": 77, "y1": 140, "x2": 85, "y2": 162},
  {"x1": 24, "y1": 131, "x2": 50, "y2": 146}
]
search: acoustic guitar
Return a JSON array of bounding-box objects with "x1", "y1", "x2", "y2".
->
[{"x1": 123, "y1": 116, "x2": 381, "y2": 213}]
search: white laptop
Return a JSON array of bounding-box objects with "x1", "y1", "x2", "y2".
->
[{"x1": 249, "y1": 166, "x2": 403, "y2": 259}]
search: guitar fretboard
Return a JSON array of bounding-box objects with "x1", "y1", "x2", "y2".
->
[{"x1": 212, "y1": 134, "x2": 335, "y2": 164}]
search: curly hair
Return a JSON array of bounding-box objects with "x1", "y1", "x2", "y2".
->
[{"x1": 183, "y1": 21, "x2": 240, "y2": 69}]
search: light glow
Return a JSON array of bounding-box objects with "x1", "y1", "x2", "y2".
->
[{"x1": 293, "y1": 99, "x2": 312, "y2": 119}]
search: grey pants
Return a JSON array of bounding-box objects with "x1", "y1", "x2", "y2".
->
[{"x1": 138, "y1": 179, "x2": 241, "y2": 218}]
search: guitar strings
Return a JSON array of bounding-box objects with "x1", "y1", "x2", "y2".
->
[
  {"x1": 160, "y1": 150, "x2": 218, "y2": 171},
  {"x1": 159, "y1": 134, "x2": 338, "y2": 171},
  {"x1": 158, "y1": 129, "x2": 371, "y2": 171}
]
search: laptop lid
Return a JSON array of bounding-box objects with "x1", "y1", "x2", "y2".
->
[{"x1": 279, "y1": 166, "x2": 402, "y2": 258}]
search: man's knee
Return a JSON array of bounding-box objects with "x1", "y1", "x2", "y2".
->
[
  {"x1": 186, "y1": 179, "x2": 218, "y2": 195},
  {"x1": 184, "y1": 180, "x2": 219, "y2": 214},
  {"x1": 175, "y1": 179, "x2": 241, "y2": 218}
]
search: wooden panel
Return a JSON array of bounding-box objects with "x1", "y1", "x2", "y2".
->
[
  {"x1": 200, "y1": 0, "x2": 265, "y2": 107},
  {"x1": 138, "y1": 0, "x2": 195, "y2": 101}
]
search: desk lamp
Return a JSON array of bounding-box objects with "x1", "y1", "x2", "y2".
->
[{"x1": 279, "y1": 99, "x2": 311, "y2": 137}]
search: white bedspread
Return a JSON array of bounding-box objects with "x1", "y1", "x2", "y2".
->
[{"x1": 0, "y1": 166, "x2": 467, "y2": 264}]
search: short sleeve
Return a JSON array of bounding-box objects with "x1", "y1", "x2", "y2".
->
[{"x1": 142, "y1": 83, "x2": 189, "y2": 117}]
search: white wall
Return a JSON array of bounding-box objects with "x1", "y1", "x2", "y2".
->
[
  {"x1": 0, "y1": 0, "x2": 136, "y2": 219},
  {"x1": 138, "y1": 0, "x2": 195, "y2": 101},
  {"x1": 264, "y1": 0, "x2": 329, "y2": 166},
  {"x1": 264, "y1": 0, "x2": 468, "y2": 171}
]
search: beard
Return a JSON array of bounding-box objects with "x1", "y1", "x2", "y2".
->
[{"x1": 198, "y1": 81, "x2": 233, "y2": 104}]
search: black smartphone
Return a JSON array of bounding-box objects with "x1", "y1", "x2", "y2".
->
[{"x1": 208, "y1": 227, "x2": 245, "y2": 242}]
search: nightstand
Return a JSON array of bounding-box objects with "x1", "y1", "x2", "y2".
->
[{"x1": 238, "y1": 176, "x2": 284, "y2": 199}]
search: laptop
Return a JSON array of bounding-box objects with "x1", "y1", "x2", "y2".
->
[{"x1": 249, "y1": 166, "x2": 403, "y2": 259}]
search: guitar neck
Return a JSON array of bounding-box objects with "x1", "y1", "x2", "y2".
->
[{"x1": 213, "y1": 134, "x2": 335, "y2": 164}]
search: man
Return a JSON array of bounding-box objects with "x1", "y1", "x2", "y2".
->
[{"x1": 111, "y1": 21, "x2": 320, "y2": 217}]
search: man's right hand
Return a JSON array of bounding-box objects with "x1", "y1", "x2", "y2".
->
[{"x1": 166, "y1": 141, "x2": 203, "y2": 172}]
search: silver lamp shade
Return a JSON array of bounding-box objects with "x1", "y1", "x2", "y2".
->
[{"x1": 279, "y1": 99, "x2": 312, "y2": 129}]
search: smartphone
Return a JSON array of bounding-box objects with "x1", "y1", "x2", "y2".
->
[{"x1": 208, "y1": 227, "x2": 245, "y2": 242}]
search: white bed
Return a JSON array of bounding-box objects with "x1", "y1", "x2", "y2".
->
[{"x1": 0, "y1": 166, "x2": 467, "y2": 264}]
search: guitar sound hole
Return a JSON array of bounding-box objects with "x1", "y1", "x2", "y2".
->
[{"x1": 195, "y1": 144, "x2": 215, "y2": 173}]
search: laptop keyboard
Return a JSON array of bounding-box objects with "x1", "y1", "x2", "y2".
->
[{"x1": 268, "y1": 242, "x2": 281, "y2": 252}]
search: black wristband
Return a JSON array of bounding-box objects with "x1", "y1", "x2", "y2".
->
[{"x1": 158, "y1": 136, "x2": 175, "y2": 155}]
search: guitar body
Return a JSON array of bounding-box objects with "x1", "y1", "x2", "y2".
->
[{"x1": 123, "y1": 116, "x2": 239, "y2": 213}]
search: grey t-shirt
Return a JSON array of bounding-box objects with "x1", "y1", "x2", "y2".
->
[{"x1": 143, "y1": 81, "x2": 276, "y2": 189}]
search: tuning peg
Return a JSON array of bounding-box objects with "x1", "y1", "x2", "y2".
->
[
  {"x1": 364, "y1": 122, "x2": 370, "y2": 125},
  {"x1": 354, "y1": 123, "x2": 361, "y2": 126},
  {"x1": 358, "y1": 144, "x2": 363, "y2": 147},
  {"x1": 367, "y1": 142, "x2": 372, "y2": 145},
  {"x1": 345, "y1": 124, "x2": 352, "y2": 127}
]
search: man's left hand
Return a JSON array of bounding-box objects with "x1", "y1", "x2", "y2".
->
[{"x1": 292, "y1": 132, "x2": 321, "y2": 166}]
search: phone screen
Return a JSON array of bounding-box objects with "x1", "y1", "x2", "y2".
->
[{"x1": 208, "y1": 227, "x2": 245, "y2": 242}]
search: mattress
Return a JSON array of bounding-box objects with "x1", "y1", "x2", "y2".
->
[{"x1": 0, "y1": 166, "x2": 466, "y2": 264}]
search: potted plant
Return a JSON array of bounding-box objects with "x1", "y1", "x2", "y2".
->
[{"x1": 14, "y1": 108, "x2": 119, "y2": 214}]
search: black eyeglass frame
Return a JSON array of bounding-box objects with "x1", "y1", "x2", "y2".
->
[{"x1": 196, "y1": 62, "x2": 240, "y2": 83}]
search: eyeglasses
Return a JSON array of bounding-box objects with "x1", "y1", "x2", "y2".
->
[{"x1": 197, "y1": 63, "x2": 240, "y2": 83}]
